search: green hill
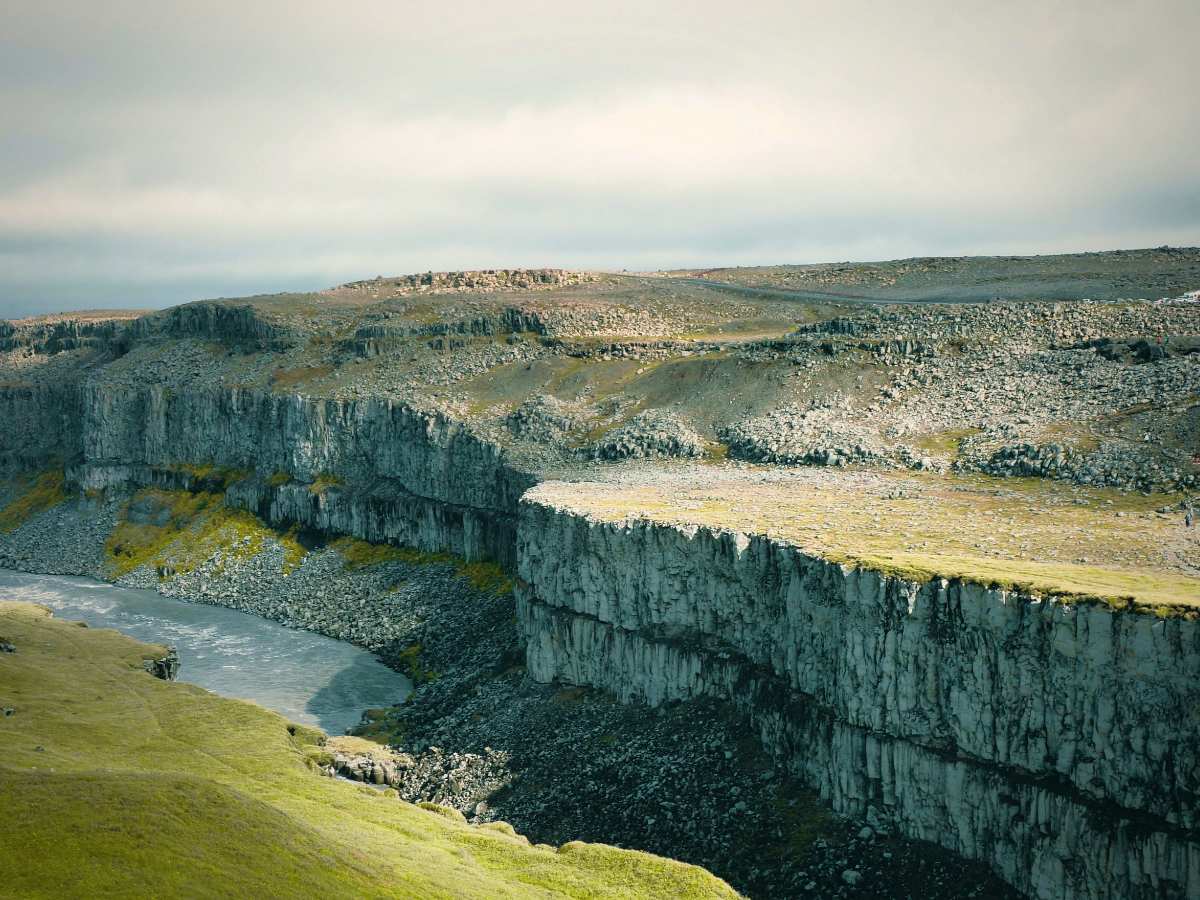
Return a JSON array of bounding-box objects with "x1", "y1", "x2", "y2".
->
[{"x1": 0, "y1": 602, "x2": 736, "y2": 899}]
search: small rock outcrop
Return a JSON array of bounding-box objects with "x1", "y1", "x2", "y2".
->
[
  {"x1": 506, "y1": 395, "x2": 585, "y2": 444},
  {"x1": 142, "y1": 646, "x2": 180, "y2": 680},
  {"x1": 590, "y1": 409, "x2": 705, "y2": 460}
]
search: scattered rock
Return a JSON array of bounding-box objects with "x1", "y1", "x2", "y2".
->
[{"x1": 590, "y1": 410, "x2": 705, "y2": 461}]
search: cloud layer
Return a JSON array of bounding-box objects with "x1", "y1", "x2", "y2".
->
[{"x1": 2, "y1": 0, "x2": 1198, "y2": 315}]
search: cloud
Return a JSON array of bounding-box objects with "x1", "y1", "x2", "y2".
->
[{"x1": 1, "y1": 0, "x2": 1198, "y2": 315}]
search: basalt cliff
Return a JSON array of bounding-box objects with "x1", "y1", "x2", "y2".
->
[{"x1": 2, "y1": 254, "x2": 1199, "y2": 899}]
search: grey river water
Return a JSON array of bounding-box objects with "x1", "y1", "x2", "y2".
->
[{"x1": 0, "y1": 570, "x2": 411, "y2": 735}]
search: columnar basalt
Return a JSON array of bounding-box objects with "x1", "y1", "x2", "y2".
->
[
  {"x1": 0, "y1": 383, "x2": 83, "y2": 476},
  {"x1": 70, "y1": 385, "x2": 534, "y2": 565},
  {"x1": 515, "y1": 491, "x2": 1200, "y2": 900}
]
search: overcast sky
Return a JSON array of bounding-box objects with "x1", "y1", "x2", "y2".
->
[{"x1": 2, "y1": 0, "x2": 1198, "y2": 316}]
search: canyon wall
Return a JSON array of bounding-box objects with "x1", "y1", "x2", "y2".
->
[
  {"x1": 4, "y1": 367, "x2": 1199, "y2": 898},
  {"x1": 0, "y1": 380, "x2": 531, "y2": 566},
  {"x1": 81, "y1": 386, "x2": 533, "y2": 565},
  {"x1": 0, "y1": 383, "x2": 82, "y2": 476},
  {"x1": 515, "y1": 493, "x2": 1200, "y2": 900}
]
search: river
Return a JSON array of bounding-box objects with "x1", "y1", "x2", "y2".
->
[{"x1": 0, "y1": 570, "x2": 411, "y2": 736}]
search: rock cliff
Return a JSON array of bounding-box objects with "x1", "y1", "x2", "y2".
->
[
  {"x1": 515, "y1": 492, "x2": 1200, "y2": 900},
  {"x1": 73, "y1": 385, "x2": 534, "y2": 565},
  {"x1": 2, "y1": 370, "x2": 1198, "y2": 897},
  {"x1": 2, "y1": 253, "x2": 1198, "y2": 898}
]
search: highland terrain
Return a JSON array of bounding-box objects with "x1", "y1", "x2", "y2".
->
[{"x1": 1, "y1": 248, "x2": 1199, "y2": 899}]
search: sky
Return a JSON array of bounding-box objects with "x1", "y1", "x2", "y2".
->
[{"x1": 2, "y1": 0, "x2": 1198, "y2": 316}]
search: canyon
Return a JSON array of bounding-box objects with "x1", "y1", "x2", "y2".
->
[{"x1": 2, "y1": 253, "x2": 1198, "y2": 898}]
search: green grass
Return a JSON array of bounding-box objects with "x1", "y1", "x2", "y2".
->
[
  {"x1": 271, "y1": 364, "x2": 335, "y2": 391},
  {"x1": 0, "y1": 603, "x2": 737, "y2": 899},
  {"x1": 910, "y1": 427, "x2": 980, "y2": 457},
  {"x1": 334, "y1": 536, "x2": 453, "y2": 570},
  {"x1": 0, "y1": 469, "x2": 67, "y2": 533},
  {"x1": 460, "y1": 561, "x2": 515, "y2": 595}
]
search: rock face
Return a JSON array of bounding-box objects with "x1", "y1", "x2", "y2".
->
[
  {"x1": 337, "y1": 268, "x2": 598, "y2": 297},
  {"x1": 131, "y1": 302, "x2": 298, "y2": 349},
  {"x1": 0, "y1": 383, "x2": 83, "y2": 476},
  {"x1": 0, "y1": 317, "x2": 131, "y2": 356},
  {"x1": 515, "y1": 492, "x2": 1200, "y2": 900},
  {"x1": 3, "y1": 288, "x2": 1198, "y2": 896},
  {"x1": 72, "y1": 385, "x2": 534, "y2": 566}
]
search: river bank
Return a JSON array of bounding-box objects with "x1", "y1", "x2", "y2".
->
[
  {"x1": 0, "y1": 599, "x2": 736, "y2": 898},
  {"x1": 0, "y1": 570, "x2": 411, "y2": 735}
]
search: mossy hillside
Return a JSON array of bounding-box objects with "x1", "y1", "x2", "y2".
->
[
  {"x1": 0, "y1": 602, "x2": 738, "y2": 899},
  {"x1": 105, "y1": 488, "x2": 306, "y2": 579},
  {"x1": 528, "y1": 469, "x2": 1200, "y2": 610},
  {"x1": 0, "y1": 468, "x2": 66, "y2": 533}
]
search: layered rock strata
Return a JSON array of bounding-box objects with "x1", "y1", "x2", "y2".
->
[{"x1": 515, "y1": 492, "x2": 1200, "y2": 900}]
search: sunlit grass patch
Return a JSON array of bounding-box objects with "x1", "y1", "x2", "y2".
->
[
  {"x1": 459, "y1": 561, "x2": 514, "y2": 595},
  {"x1": 333, "y1": 537, "x2": 512, "y2": 595},
  {"x1": 911, "y1": 427, "x2": 980, "y2": 457},
  {"x1": 333, "y1": 536, "x2": 452, "y2": 570},
  {"x1": 0, "y1": 602, "x2": 736, "y2": 899}
]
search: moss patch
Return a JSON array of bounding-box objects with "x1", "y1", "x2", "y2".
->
[
  {"x1": 911, "y1": 427, "x2": 980, "y2": 457},
  {"x1": 395, "y1": 642, "x2": 439, "y2": 684},
  {"x1": 308, "y1": 472, "x2": 344, "y2": 495},
  {"x1": 333, "y1": 537, "x2": 512, "y2": 595},
  {"x1": 0, "y1": 469, "x2": 67, "y2": 533},
  {"x1": 270, "y1": 364, "x2": 335, "y2": 391},
  {"x1": 459, "y1": 561, "x2": 514, "y2": 596},
  {"x1": 333, "y1": 536, "x2": 453, "y2": 570},
  {"x1": 104, "y1": 489, "x2": 307, "y2": 579}
]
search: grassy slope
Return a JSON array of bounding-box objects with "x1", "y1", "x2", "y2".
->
[
  {"x1": 0, "y1": 603, "x2": 737, "y2": 900},
  {"x1": 529, "y1": 469, "x2": 1200, "y2": 611}
]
